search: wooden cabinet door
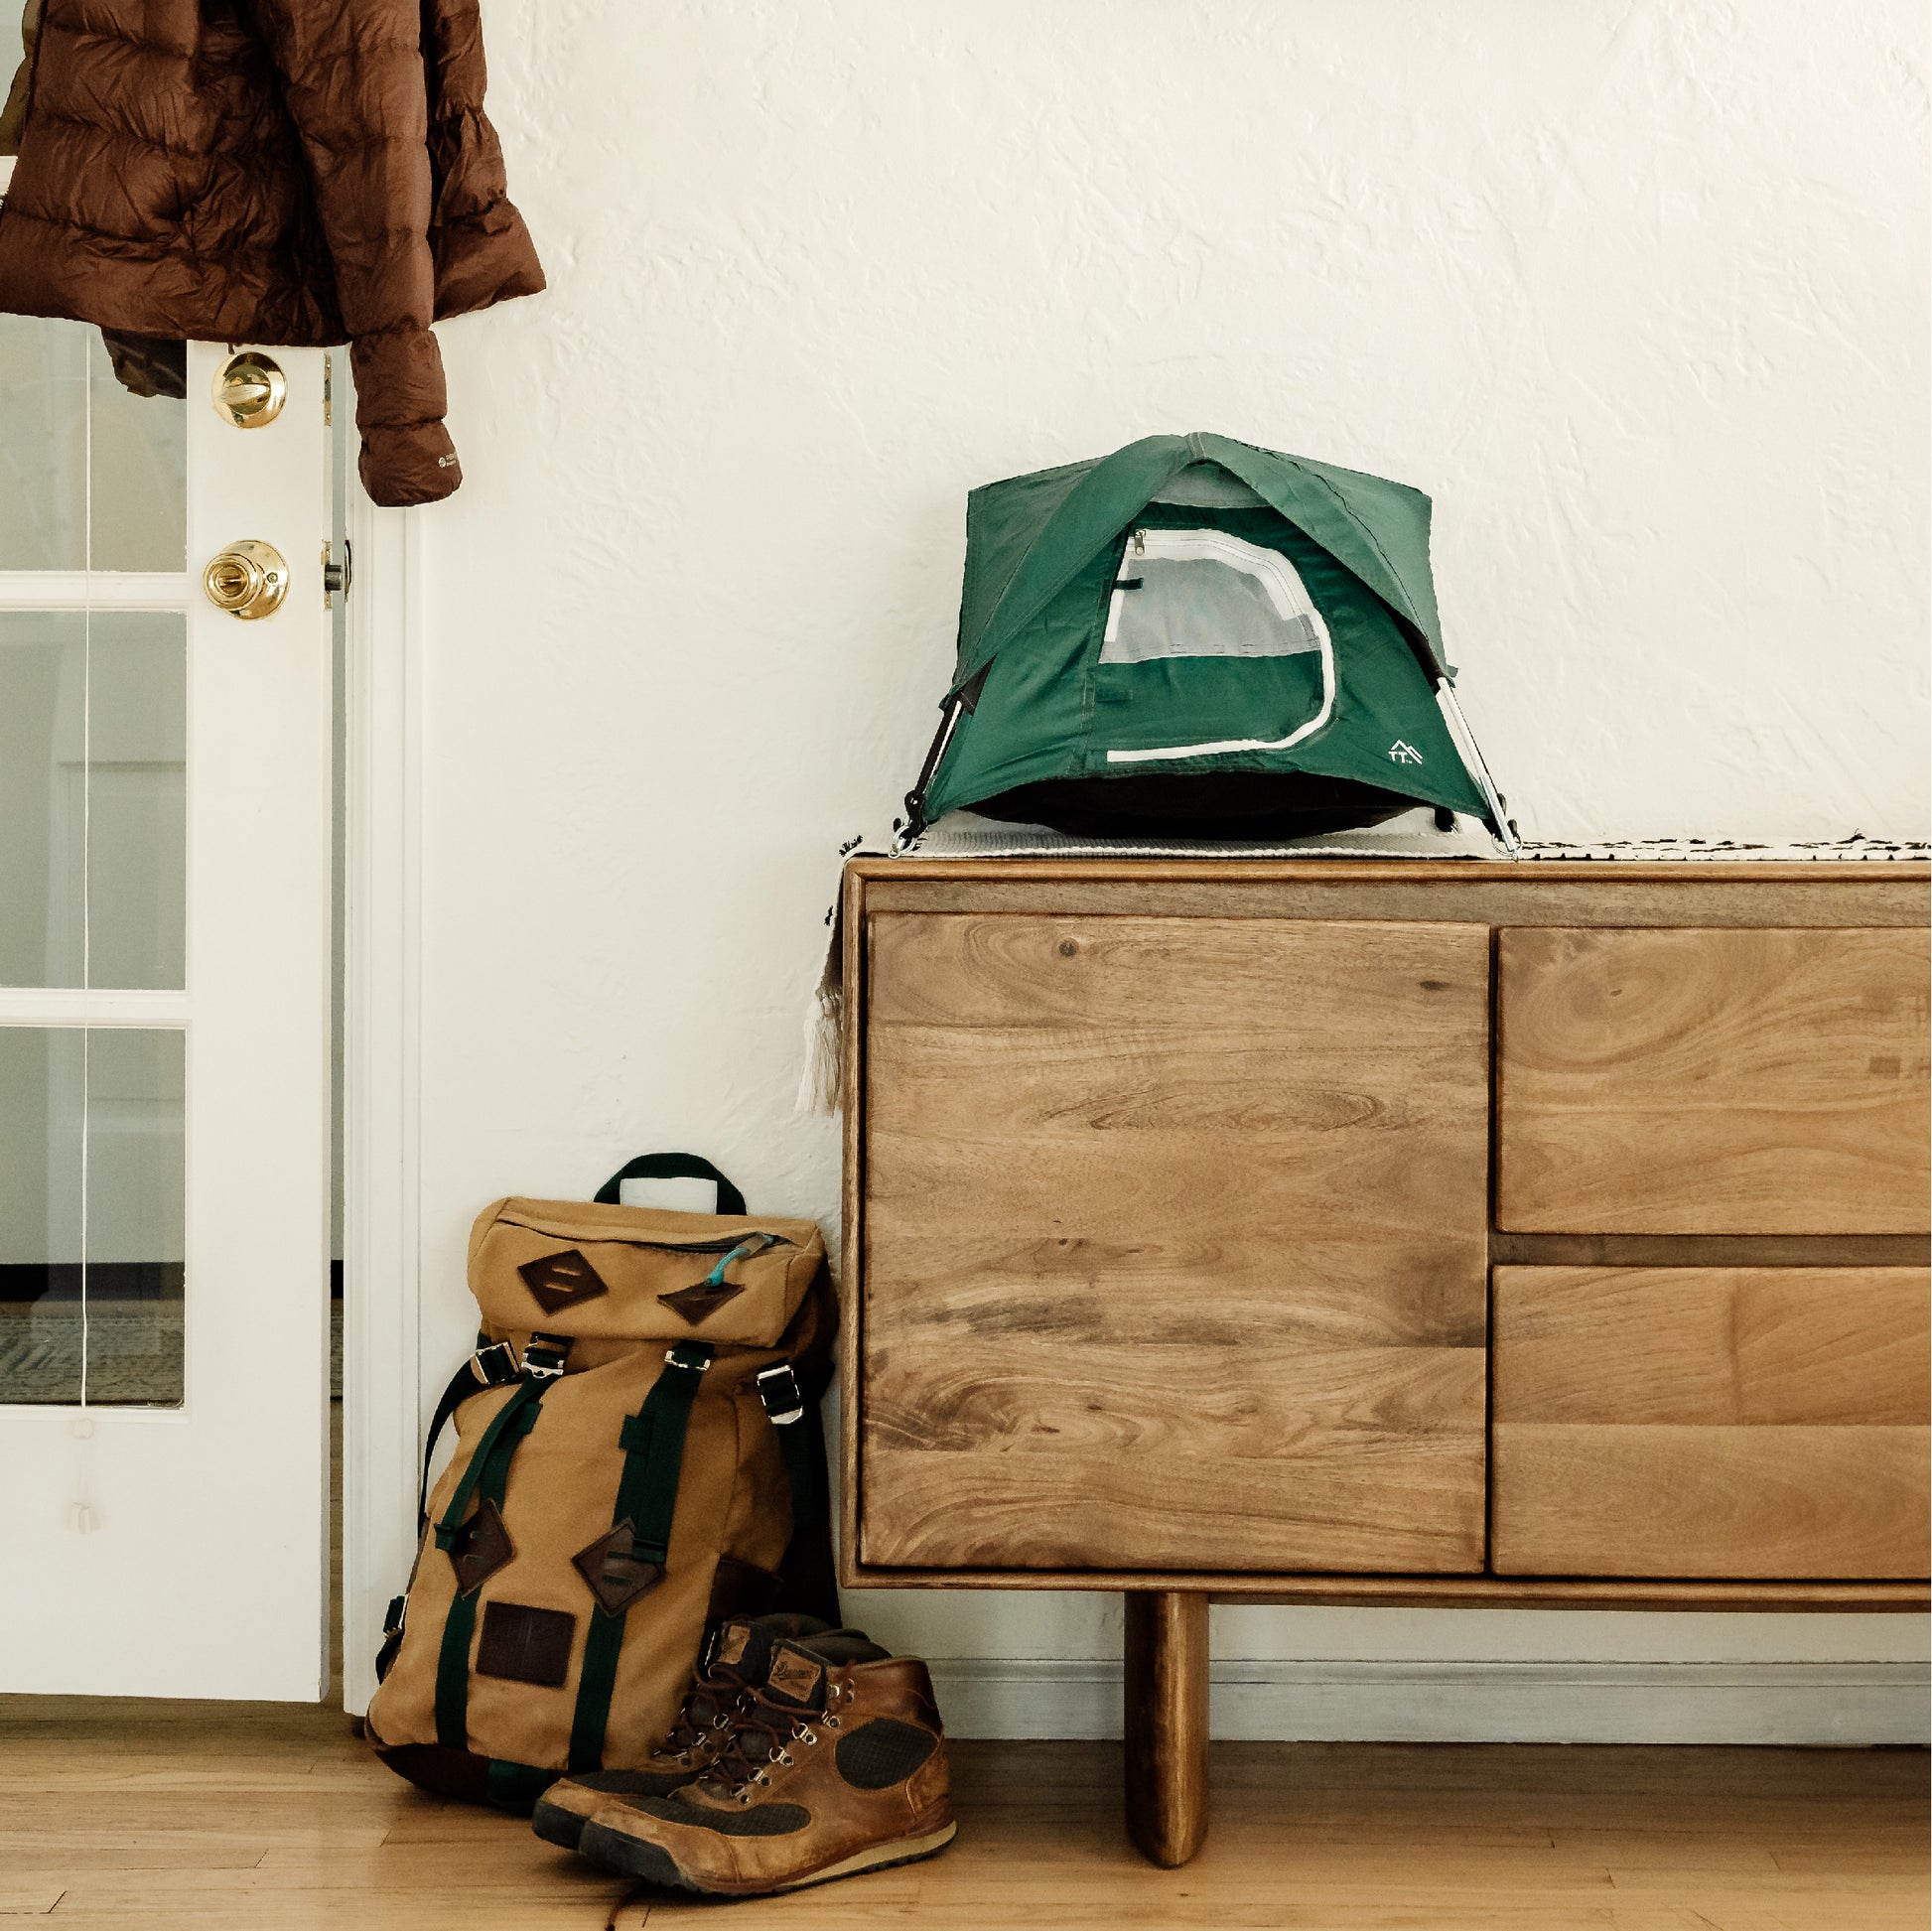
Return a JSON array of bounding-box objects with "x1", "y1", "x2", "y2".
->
[
  {"x1": 1496, "y1": 926, "x2": 1931, "y2": 1233},
  {"x1": 858, "y1": 914, "x2": 1491, "y2": 1575},
  {"x1": 1492, "y1": 1267, "x2": 1931, "y2": 1579}
]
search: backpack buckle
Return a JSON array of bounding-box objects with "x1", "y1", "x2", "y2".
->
[
  {"x1": 756, "y1": 1363, "x2": 805, "y2": 1426},
  {"x1": 519, "y1": 1332, "x2": 571, "y2": 1380},
  {"x1": 470, "y1": 1341, "x2": 518, "y2": 1388}
]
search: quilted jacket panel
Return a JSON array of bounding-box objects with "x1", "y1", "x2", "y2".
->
[{"x1": 0, "y1": 0, "x2": 543, "y2": 505}]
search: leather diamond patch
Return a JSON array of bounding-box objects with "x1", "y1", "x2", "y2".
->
[
  {"x1": 572, "y1": 1518, "x2": 663, "y2": 1617},
  {"x1": 518, "y1": 1248, "x2": 610, "y2": 1314},
  {"x1": 657, "y1": 1276, "x2": 748, "y2": 1326},
  {"x1": 447, "y1": 1496, "x2": 514, "y2": 1594}
]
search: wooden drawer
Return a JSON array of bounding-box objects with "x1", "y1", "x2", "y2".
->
[
  {"x1": 1492, "y1": 1267, "x2": 1931, "y2": 1579},
  {"x1": 859, "y1": 913, "x2": 1491, "y2": 1575},
  {"x1": 1496, "y1": 926, "x2": 1931, "y2": 1233}
]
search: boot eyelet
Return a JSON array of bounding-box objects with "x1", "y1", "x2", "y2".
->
[
  {"x1": 823, "y1": 1715, "x2": 841, "y2": 1728},
  {"x1": 794, "y1": 1726, "x2": 817, "y2": 1745},
  {"x1": 774, "y1": 1750, "x2": 793, "y2": 1767}
]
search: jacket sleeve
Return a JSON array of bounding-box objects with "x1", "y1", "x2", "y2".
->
[
  {"x1": 0, "y1": 0, "x2": 42, "y2": 155},
  {"x1": 246, "y1": 0, "x2": 463, "y2": 506}
]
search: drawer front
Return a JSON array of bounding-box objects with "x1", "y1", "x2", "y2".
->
[
  {"x1": 1492, "y1": 1267, "x2": 1931, "y2": 1579},
  {"x1": 1496, "y1": 926, "x2": 1931, "y2": 1233},
  {"x1": 859, "y1": 913, "x2": 1491, "y2": 1575}
]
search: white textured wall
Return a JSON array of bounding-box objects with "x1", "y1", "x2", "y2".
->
[{"x1": 411, "y1": 0, "x2": 1929, "y2": 1724}]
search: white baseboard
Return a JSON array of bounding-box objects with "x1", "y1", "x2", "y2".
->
[{"x1": 926, "y1": 1658, "x2": 1931, "y2": 1746}]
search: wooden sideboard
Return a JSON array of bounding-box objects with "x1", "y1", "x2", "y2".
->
[{"x1": 837, "y1": 859, "x2": 1931, "y2": 1865}]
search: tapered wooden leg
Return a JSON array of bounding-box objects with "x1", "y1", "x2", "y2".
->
[{"x1": 1123, "y1": 1589, "x2": 1209, "y2": 1866}]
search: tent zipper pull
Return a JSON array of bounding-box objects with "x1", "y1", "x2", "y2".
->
[{"x1": 1132, "y1": 529, "x2": 1146, "y2": 555}]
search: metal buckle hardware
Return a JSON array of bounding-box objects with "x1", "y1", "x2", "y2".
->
[
  {"x1": 519, "y1": 1332, "x2": 571, "y2": 1380},
  {"x1": 756, "y1": 1363, "x2": 805, "y2": 1426},
  {"x1": 470, "y1": 1341, "x2": 518, "y2": 1387},
  {"x1": 664, "y1": 1346, "x2": 712, "y2": 1370}
]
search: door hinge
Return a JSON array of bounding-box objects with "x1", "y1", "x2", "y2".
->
[
  {"x1": 322, "y1": 538, "x2": 352, "y2": 610},
  {"x1": 323, "y1": 352, "x2": 333, "y2": 427}
]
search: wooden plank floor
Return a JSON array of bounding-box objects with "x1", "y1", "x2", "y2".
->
[{"x1": 0, "y1": 1698, "x2": 1923, "y2": 1930}]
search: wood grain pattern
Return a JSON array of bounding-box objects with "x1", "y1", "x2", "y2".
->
[
  {"x1": 1490, "y1": 1230, "x2": 1932, "y2": 1269},
  {"x1": 1496, "y1": 926, "x2": 1931, "y2": 1234},
  {"x1": 1492, "y1": 1267, "x2": 1932, "y2": 1579},
  {"x1": 860, "y1": 913, "x2": 1491, "y2": 1574},
  {"x1": 854, "y1": 857, "x2": 1931, "y2": 933},
  {"x1": 5, "y1": 1693, "x2": 1923, "y2": 1929},
  {"x1": 1493, "y1": 1267, "x2": 1930, "y2": 1427},
  {"x1": 841, "y1": 863, "x2": 1932, "y2": 1607},
  {"x1": 1493, "y1": 1426, "x2": 1929, "y2": 1581},
  {"x1": 1124, "y1": 1591, "x2": 1209, "y2": 1866},
  {"x1": 838, "y1": 861, "x2": 868, "y2": 1575},
  {"x1": 842, "y1": 1569, "x2": 1925, "y2": 1608},
  {"x1": 853, "y1": 859, "x2": 1927, "y2": 884}
]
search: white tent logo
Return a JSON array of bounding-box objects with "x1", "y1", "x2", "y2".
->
[{"x1": 1388, "y1": 740, "x2": 1424, "y2": 764}]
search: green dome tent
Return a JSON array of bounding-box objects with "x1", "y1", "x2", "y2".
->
[{"x1": 900, "y1": 432, "x2": 1517, "y2": 849}]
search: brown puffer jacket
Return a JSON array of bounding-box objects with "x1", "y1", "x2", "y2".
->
[{"x1": 0, "y1": 0, "x2": 543, "y2": 506}]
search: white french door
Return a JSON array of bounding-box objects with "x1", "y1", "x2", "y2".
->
[{"x1": 0, "y1": 330, "x2": 334, "y2": 1698}]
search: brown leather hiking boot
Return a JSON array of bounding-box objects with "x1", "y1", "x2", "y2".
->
[
  {"x1": 576, "y1": 1634, "x2": 954, "y2": 1894},
  {"x1": 530, "y1": 1613, "x2": 841, "y2": 1851}
]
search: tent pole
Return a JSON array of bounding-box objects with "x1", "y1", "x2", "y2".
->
[
  {"x1": 893, "y1": 662, "x2": 993, "y2": 854},
  {"x1": 1434, "y1": 682, "x2": 1521, "y2": 856},
  {"x1": 892, "y1": 694, "x2": 967, "y2": 855}
]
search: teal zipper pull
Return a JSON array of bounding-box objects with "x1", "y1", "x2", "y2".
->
[{"x1": 701, "y1": 1232, "x2": 773, "y2": 1289}]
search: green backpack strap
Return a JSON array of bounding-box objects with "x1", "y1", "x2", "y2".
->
[
  {"x1": 757, "y1": 1362, "x2": 841, "y2": 1628},
  {"x1": 592, "y1": 1154, "x2": 747, "y2": 1216},
  {"x1": 432, "y1": 1377, "x2": 551, "y2": 1751},
  {"x1": 430, "y1": 1332, "x2": 569, "y2": 1553},
  {"x1": 418, "y1": 1336, "x2": 519, "y2": 1533},
  {"x1": 566, "y1": 1341, "x2": 715, "y2": 1772}
]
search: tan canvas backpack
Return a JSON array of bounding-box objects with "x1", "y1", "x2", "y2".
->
[{"x1": 366, "y1": 1155, "x2": 838, "y2": 1810}]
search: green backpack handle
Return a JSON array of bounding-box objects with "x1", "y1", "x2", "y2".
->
[{"x1": 593, "y1": 1153, "x2": 748, "y2": 1218}]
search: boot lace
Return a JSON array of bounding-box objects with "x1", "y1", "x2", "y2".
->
[
  {"x1": 661, "y1": 1669, "x2": 753, "y2": 1764},
  {"x1": 702, "y1": 1684, "x2": 843, "y2": 1803}
]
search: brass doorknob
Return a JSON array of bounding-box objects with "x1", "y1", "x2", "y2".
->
[
  {"x1": 203, "y1": 540, "x2": 290, "y2": 621},
  {"x1": 212, "y1": 350, "x2": 287, "y2": 428}
]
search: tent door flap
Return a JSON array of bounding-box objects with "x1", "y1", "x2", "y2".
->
[{"x1": 1100, "y1": 528, "x2": 1336, "y2": 764}]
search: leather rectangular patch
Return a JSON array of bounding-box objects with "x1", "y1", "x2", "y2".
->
[{"x1": 475, "y1": 1601, "x2": 576, "y2": 1688}]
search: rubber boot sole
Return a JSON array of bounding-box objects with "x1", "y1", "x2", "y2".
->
[
  {"x1": 535, "y1": 1775, "x2": 702, "y2": 1853},
  {"x1": 579, "y1": 1818, "x2": 957, "y2": 1894},
  {"x1": 531, "y1": 1796, "x2": 597, "y2": 1853}
]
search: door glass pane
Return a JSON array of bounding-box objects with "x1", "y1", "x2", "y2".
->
[
  {"x1": 0, "y1": 315, "x2": 85, "y2": 570},
  {"x1": 0, "y1": 611, "x2": 187, "y2": 989},
  {"x1": 0, "y1": 315, "x2": 186, "y2": 573},
  {"x1": 84, "y1": 1030, "x2": 186, "y2": 1406},
  {"x1": 0, "y1": 1029, "x2": 82, "y2": 1406},
  {"x1": 0, "y1": 1027, "x2": 185, "y2": 1408},
  {"x1": 88, "y1": 614, "x2": 189, "y2": 987},
  {"x1": 0, "y1": 611, "x2": 81, "y2": 984},
  {"x1": 87, "y1": 331, "x2": 188, "y2": 573}
]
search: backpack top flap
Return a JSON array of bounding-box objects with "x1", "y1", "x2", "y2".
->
[{"x1": 469, "y1": 1197, "x2": 826, "y2": 1348}]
